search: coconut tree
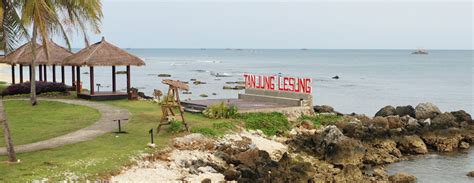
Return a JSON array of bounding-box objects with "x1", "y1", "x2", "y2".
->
[{"x1": 19, "y1": 0, "x2": 102, "y2": 105}]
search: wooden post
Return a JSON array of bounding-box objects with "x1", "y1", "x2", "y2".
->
[
  {"x1": 43, "y1": 65, "x2": 47, "y2": 82},
  {"x1": 112, "y1": 66, "x2": 116, "y2": 92},
  {"x1": 52, "y1": 65, "x2": 56, "y2": 83},
  {"x1": 90, "y1": 66, "x2": 94, "y2": 95},
  {"x1": 126, "y1": 65, "x2": 131, "y2": 99},
  {"x1": 19, "y1": 64, "x2": 23, "y2": 83},
  {"x1": 11, "y1": 65, "x2": 15, "y2": 84},
  {"x1": 71, "y1": 66, "x2": 76, "y2": 88},
  {"x1": 29, "y1": 65, "x2": 32, "y2": 82},
  {"x1": 39, "y1": 65, "x2": 43, "y2": 81},
  {"x1": 61, "y1": 66, "x2": 65, "y2": 84},
  {"x1": 76, "y1": 66, "x2": 81, "y2": 94}
]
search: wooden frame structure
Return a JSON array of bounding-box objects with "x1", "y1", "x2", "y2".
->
[{"x1": 157, "y1": 80, "x2": 190, "y2": 134}]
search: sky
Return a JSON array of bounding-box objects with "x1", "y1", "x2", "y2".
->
[{"x1": 65, "y1": 0, "x2": 473, "y2": 49}]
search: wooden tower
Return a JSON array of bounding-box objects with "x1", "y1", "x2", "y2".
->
[{"x1": 157, "y1": 79, "x2": 189, "y2": 133}]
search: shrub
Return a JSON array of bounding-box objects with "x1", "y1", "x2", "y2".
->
[
  {"x1": 238, "y1": 112, "x2": 290, "y2": 136},
  {"x1": 191, "y1": 127, "x2": 219, "y2": 137},
  {"x1": 166, "y1": 120, "x2": 185, "y2": 133},
  {"x1": 1, "y1": 82, "x2": 68, "y2": 96},
  {"x1": 299, "y1": 114, "x2": 342, "y2": 127},
  {"x1": 203, "y1": 102, "x2": 238, "y2": 119}
]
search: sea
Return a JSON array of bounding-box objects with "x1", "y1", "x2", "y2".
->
[
  {"x1": 1, "y1": 49, "x2": 473, "y2": 115},
  {"x1": 0, "y1": 49, "x2": 473, "y2": 181}
]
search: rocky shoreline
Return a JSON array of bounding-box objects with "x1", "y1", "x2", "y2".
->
[{"x1": 112, "y1": 102, "x2": 474, "y2": 183}]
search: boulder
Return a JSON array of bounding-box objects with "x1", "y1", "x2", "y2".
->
[
  {"x1": 300, "y1": 120, "x2": 314, "y2": 130},
  {"x1": 313, "y1": 105, "x2": 335, "y2": 113},
  {"x1": 422, "y1": 129, "x2": 463, "y2": 152},
  {"x1": 419, "y1": 118, "x2": 431, "y2": 126},
  {"x1": 375, "y1": 106, "x2": 397, "y2": 117},
  {"x1": 372, "y1": 117, "x2": 389, "y2": 129},
  {"x1": 333, "y1": 164, "x2": 365, "y2": 182},
  {"x1": 467, "y1": 171, "x2": 474, "y2": 177},
  {"x1": 325, "y1": 137, "x2": 366, "y2": 166},
  {"x1": 431, "y1": 112, "x2": 457, "y2": 129},
  {"x1": 415, "y1": 102, "x2": 441, "y2": 120},
  {"x1": 406, "y1": 117, "x2": 420, "y2": 127},
  {"x1": 396, "y1": 105, "x2": 416, "y2": 118},
  {"x1": 364, "y1": 139, "x2": 401, "y2": 165},
  {"x1": 387, "y1": 115, "x2": 404, "y2": 129},
  {"x1": 459, "y1": 141, "x2": 470, "y2": 149},
  {"x1": 451, "y1": 110, "x2": 472, "y2": 123},
  {"x1": 397, "y1": 135, "x2": 428, "y2": 154},
  {"x1": 388, "y1": 172, "x2": 417, "y2": 183}
]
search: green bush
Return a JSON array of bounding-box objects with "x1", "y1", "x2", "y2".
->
[
  {"x1": 191, "y1": 127, "x2": 218, "y2": 137},
  {"x1": 238, "y1": 112, "x2": 290, "y2": 136},
  {"x1": 166, "y1": 120, "x2": 185, "y2": 133},
  {"x1": 299, "y1": 114, "x2": 342, "y2": 127},
  {"x1": 203, "y1": 102, "x2": 238, "y2": 119}
]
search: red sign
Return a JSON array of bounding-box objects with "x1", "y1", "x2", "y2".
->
[{"x1": 244, "y1": 74, "x2": 312, "y2": 94}]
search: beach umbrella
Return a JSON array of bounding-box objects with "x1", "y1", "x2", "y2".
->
[{"x1": 63, "y1": 37, "x2": 145, "y2": 99}]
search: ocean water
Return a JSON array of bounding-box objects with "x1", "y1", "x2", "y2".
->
[{"x1": 0, "y1": 49, "x2": 473, "y2": 115}]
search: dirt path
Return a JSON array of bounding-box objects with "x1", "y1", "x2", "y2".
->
[{"x1": 0, "y1": 99, "x2": 130, "y2": 155}]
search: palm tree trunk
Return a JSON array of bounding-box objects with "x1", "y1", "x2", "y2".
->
[
  {"x1": 30, "y1": 26, "x2": 37, "y2": 106},
  {"x1": 0, "y1": 98, "x2": 17, "y2": 162}
]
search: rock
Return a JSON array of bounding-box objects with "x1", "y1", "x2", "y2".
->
[
  {"x1": 387, "y1": 115, "x2": 404, "y2": 129},
  {"x1": 313, "y1": 105, "x2": 335, "y2": 113},
  {"x1": 459, "y1": 141, "x2": 470, "y2": 149},
  {"x1": 420, "y1": 118, "x2": 431, "y2": 126},
  {"x1": 422, "y1": 129, "x2": 463, "y2": 152},
  {"x1": 451, "y1": 110, "x2": 472, "y2": 123},
  {"x1": 223, "y1": 167, "x2": 240, "y2": 180},
  {"x1": 173, "y1": 133, "x2": 215, "y2": 150},
  {"x1": 415, "y1": 102, "x2": 441, "y2": 120},
  {"x1": 325, "y1": 137, "x2": 366, "y2": 166},
  {"x1": 373, "y1": 167, "x2": 388, "y2": 180},
  {"x1": 396, "y1": 105, "x2": 416, "y2": 118},
  {"x1": 158, "y1": 74, "x2": 171, "y2": 77},
  {"x1": 200, "y1": 178, "x2": 211, "y2": 183},
  {"x1": 182, "y1": 91, "x2": 192, "y2": 95},
  {"x1": 333, "y1": 164, "x2": 364, "y2": 182},
  {"x1": 431, "y1": 112, "x2": 457, "y2": 129},
  {"x1": 375, "y1": 106, "x2": 397, "y2": 117},
  {"x1": 200, "y1": 94, "x2": 209, "y2": 98},
  {"x1": 407, "y1": 117, "x2": 419, "y2": 127},
  {"x1": 467, "y1": 171, "x2": 474, "y2": 177},
  {"x1": 301, "y1": 120, "x2": 314, "y2": 130},
  {"x1": 332, "y1": 75, "x2": 340, "y2": 79},
  {"x1": 364, "y1": 139, "x2": 401, "y2": 165},
  {"x1": 389, "y1": 172, "x2": 417, "y2": 183},
  {"x1": 115, "y1": 71, "x2": 127, "y2": 74},
  {"x1": 193, "y1": 81, "x2": 207, "y2": 85},
  {"x1": 321, "y1": 125, "x2": 345, "y2": 144},
  {"x1": 398, "y1": 135, "x2": 428, "y2": 154}
]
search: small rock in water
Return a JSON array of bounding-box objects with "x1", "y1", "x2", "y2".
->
[
  {"x1": 389, "y1": 172, "x2": 417, "y2": 183},
  {"x1": 182, "y1": 91, "x2": 192, "y2": 95},
  {"x1": 467, "y1": 171, "x2": 474, "y2": 177},
  {"x1": 212, "y1": 93, "x2": 217, "y2": 95},
  {"x1": 116, "y1": 71, "x2": 127, "y2": 74},
  {"x1": 193, "y1": 81, "x2": 207, "y2": 85},
  {"x1": 200, "y1": 94, "x2": 208, "y2": 98},
  {"x1": 332, "y1": 75, "x2": 340, "y2": 79},
  {"x1": 158, "y1": 74, "x2": 171, "y2": 77}
]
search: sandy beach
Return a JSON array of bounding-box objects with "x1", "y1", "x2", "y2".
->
[{"x1": 0, "y1": 63, "x2": 11, "y2": 83}]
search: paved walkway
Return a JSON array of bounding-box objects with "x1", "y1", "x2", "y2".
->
[{"x1": 0, "y1": 99, "x2": 130, "y2": 155}]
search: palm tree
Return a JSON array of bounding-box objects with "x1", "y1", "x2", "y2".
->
[
  {"x1": 0, "y1": 0, "x2": 102, "y2": 162},
  {"x1": 19, "y1": 0, "x2": 102, "y2": 105}
]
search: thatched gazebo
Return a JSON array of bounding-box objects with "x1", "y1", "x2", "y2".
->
[
  {"x1": 63, "y1": 37, "x2": 145, "y2": 100},
  {"x1": 1, "y1": 41, "x2": 73, "y2": 84},
  {"x1": 1, "y1": 42, "x2": 41, "y2": 84}
]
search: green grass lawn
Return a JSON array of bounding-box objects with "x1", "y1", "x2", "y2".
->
[
  {"x1": 0, "y1": 100, "x2": 101, "y2": 146},
  {"x1": 0, "y1": 99, "x2": 239, "y2": 181}
]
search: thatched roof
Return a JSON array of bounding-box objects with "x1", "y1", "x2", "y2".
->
[
  {"x1": 1, "y1": 41, "x2": 72, "y2": 66},
  {"x1": 1, "y1": 41, "x2": 41, "y2": 65},
  {"x1": 63, "y1": 37, "x2": 145, "y2": 66},
  {"x1": 16, "y1": 41, "x2": 72, "y2": 65}
]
